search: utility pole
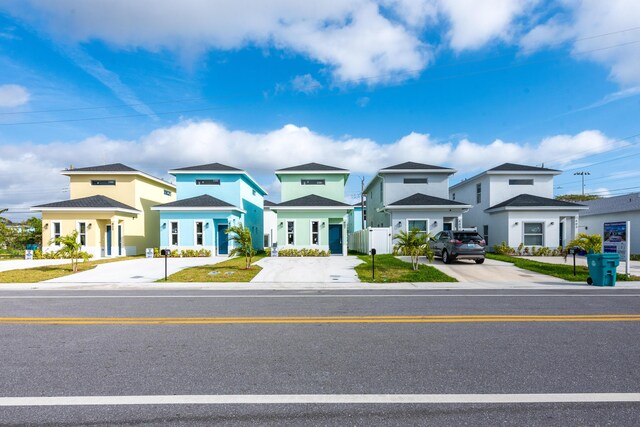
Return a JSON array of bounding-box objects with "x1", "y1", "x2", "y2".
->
[
  {"x1": 574, "y1": 171, "x2": 590, "y2": 196},
  {"x1": 360, "y1": 176, "x2": 365, "y2": 230}
]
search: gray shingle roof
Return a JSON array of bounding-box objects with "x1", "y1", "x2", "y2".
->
[
  {"x1": 263, "y1": 200, "x2": 278, "y2": 207},
  {"x1": 153, "y1": 194, "x2": 236, "y2": 209},
  {"x1": 381, "y1": 162, "x2": 451, "y2": 170},
  {"x1": 388, "y1": 193, "x2": 467, "y2": 206},
  {"x1": 488, "y1": 163, "x2": 560, "y2": 173},
  {"x1": 276, "y1": 194, "x2": 351, "y2": 207},
  {"x1": 33, "y1": 195, "x2": 138, "y2": 211},
  {"x1": 171, "y1": 163, "x2": 242, "y2": 172},
  {"x1": 65, "y1": 163, "x2": 138, "y2": 172},
  {"x1": 276, "y1": 162, "x2": 347, "y2": 172},
  {"x1": 580, "y1": 192, "x2": 640, "y2": 216},
  {"x1": 487, "y1": 194, "x2": 585, "y2": 210}
]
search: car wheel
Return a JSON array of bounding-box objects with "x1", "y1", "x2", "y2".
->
[
  {"x1": 475, "y1": 258, "x2": 485, "y2": 264},
  {"x1": 442, "y1": 250, "x2": 451, "y2": 264}
]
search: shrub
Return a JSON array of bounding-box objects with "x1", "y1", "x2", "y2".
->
[
  {"x1": 493, "y1": 241, "x2": 516, "y2": 255},
  {"x1": 275, "y1": 248, "x2": 330, "y2": 257},
  {"x1": 265, "y1": 248, "x2": 271, "y2": 256}
]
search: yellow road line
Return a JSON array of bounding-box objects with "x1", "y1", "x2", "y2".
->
[{"x1": 0, "y1": 315, "x2": 640, "y2": 325}]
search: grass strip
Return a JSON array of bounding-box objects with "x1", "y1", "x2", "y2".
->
[
  {"x1": 355, "y1": 254, "x2": 457, "y2": 283},
  {"x1": 486, "y1": 253, "x2": 640, "y2": 282},
  {"x1": 0, "y1": 256, "x2": 142, "y2": 283},
  {"x1": 163, "y1": 255, "x2": 265, "y2": 282}
]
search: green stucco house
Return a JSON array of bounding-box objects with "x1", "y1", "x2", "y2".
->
[{"x1": 271, "y1": 163, "x2": 352, "y2": 255}]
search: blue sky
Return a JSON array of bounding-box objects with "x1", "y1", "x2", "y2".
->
[{"x1": 1, "y1": 0, "x2": 640, "y2": 219}]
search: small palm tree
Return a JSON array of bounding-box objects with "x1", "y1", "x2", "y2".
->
[
  {"x1": 565, "y1": 233, "x2": 602, "y2": 255},
  {"x1": 393, "y1": 228, "x2": 434, "y2": 271},
  {"x1": 226, "y1": 224, "x2": 256, "y2": 269},
  {"x1": 51, "y1": 230, "x2": 89, "y2": 272}
]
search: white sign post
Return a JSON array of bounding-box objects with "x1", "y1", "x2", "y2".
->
[{"x1": 603, "y1": 221, "x2": 631, "y2": 275}]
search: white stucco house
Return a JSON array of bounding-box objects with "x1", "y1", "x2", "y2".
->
[
  {"x1": 579, "y1": 192, "x2": 640, "y2": 254},
  {"x1": 364, "y1": 162, "x2": 471, "y2": 243},
  {"x1": 449, "y1": 163, "x2": 587, "y2": 249}
]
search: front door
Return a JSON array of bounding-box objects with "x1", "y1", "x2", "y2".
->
[
  {"x1": 217, "y1": 224, "x2": 229, "y2": 255},
  {"x1": 329, "y1": 224, "x2": 342, "y2": 255},
  {"x1": 559, "y1": 222, "x2": 564, "y2": 248},
  {"x1": 106, "y1": 225, "x2": 112, "y2": 256},
  {"x1": 117, "y1": 224, "x2": 123, "y2": 256},
  {"x1": 443, "y1": 223, "x2": 453, "y2": 231}
]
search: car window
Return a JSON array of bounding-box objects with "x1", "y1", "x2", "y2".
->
[
  {"x1": 433, "y1": 232, "x2": 442, "y2": 240},
  {"x1": 454, "y1": 232, "x2": 483, "y2": 242},
  {"x1": 440, "y1": 232, "x2": 450, "y2": 241}
]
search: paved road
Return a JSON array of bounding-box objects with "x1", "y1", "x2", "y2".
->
[{"x1": 1, "y1": 289, "x2": 639, "y2": 425}]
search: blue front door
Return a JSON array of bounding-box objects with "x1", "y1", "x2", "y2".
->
[
  {"x1": 106, "y1": 225, "x2": 112, "y2": 256},
  {"x1": 329, "y1": 224, "x2": 342, "y2": 255},
  {"x1": 217, "y1": 224, "x2": 229, "y2": 255}
]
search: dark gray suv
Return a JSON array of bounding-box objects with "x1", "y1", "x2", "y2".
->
[{"x1": 430, "y1": 230, "x2": 486, "y2": 264}]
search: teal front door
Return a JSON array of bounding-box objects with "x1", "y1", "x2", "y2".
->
[
  {"x1": 329, "y1": 224, "x2": 342, "y2": 255},
  {"x1": 217, "y1": 224, "x2": 228, "y2": 255},
  {"x1": 106, "y1": 225, "x2": 112, "y2": 256}
]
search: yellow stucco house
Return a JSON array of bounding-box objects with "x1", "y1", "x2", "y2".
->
[{"x1": 31, "y1": 163, "x2": 176, "y2": 257}]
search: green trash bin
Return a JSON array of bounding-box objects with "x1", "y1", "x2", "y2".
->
[{"x1": 586, "y1": 253, "x2": 620, "y2": 286}]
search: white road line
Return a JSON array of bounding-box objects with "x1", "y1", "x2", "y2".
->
[
  {"x1": 0, "y1": 294, "x2": 638, "y2": 299},
  {"x1": 1, "y1": 393, "x2": 639, "y2": 406}
]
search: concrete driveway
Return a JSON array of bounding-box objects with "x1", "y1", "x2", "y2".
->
[
  {"x1": 45, "y1": 257, "x2": 226, "y2": 283},
  {"x1": 0, "y1": 259, "x2": 72, "y2": 273},
  {"x1": 252, "y1": 256, "x2": 363, "y2": 283},
  {"x1": 402, "y1": 256, "x2": 566, "y2": 284}
]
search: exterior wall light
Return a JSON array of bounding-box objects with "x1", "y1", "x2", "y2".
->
[
  {"x1": 549, "y1": 221, "x2": 554, "y2": 225},
  {"x1": 514, "y1": 222, "x2": 519, "y2": 226},
  {"x1": 433, "y1": 220, "x2": 438, "y2": 227},
  {"x1": 397, "y1": 221, "x2": 402, "y2": 227},
  {"x1": 87, "y1": 223, "x2": 92, "y2": 229}
]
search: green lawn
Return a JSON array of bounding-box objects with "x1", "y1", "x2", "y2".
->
[
  {"x1": 0, "y1": 256, "x2": 142, "y2": 283},
  {"x1": 355, "y1": 254, "x2": 457, "y2": 283},
  {"x1": 163, "y1": 254, "x2": 266, "y2": 282},
  {"x1": 486, "y1": 253, "x2": 640, "y2": 282}
]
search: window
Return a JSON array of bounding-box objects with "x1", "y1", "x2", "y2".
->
[
  {"x1": 52, "y1": 222, "x2": 61, "y2": 245},
  {"x1": 164, "y1": 190, "x2": 172, "y2": 196},
  {"x1": 170, "y1": 222, "x2": 179, "y2": 245},
  {"x1": 509, "y1": 179, "x2": 534, "y2": 185},
  {"x1": 452, "y1": 193, "x2": 456, "y2": 201},
  {"x1": 196, "y1": 179, "x2": 220, "y2": 185},
  {"x1": 91, "y1": 180, "x2": 115, "y2": 186},
  {"x1": 287, "y1": 221, "x2": 295, "y2": 245},
  {"x1": 77, "y1": 222, "x2": 86, "y2": 246},
  {"x1": 476, "y1": 183, "x2": 482, "y2": 203},
  {"x1": 403, "y1": 178, "x2": 428, "y2": 184},
  {"x1": 252, "y1": 189, "x2": 256, "y2": 195},
  {"x1": 380, "y1": 182, "x2": 383, "y2": 202},
  {"x1": 195, "y1": 221, "x2": 204, "y2": 246},
  {"x1": 408, "y1": 219, "x2": 428, "y2": 235},
  {"x1": 523, "y1": 222, "x2": 544, "y2": 246},
  {"x1": 311, "y1": 221, "x2": 320, "y2": 245},
  {"x1": 483, "y1": 225, "x2": 489, "y2": 246},
  {"x1": 301, "y1": 179, "x2": 325, "y2": 185}
]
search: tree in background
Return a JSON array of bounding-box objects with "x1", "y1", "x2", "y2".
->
[
  {"x1": 555, "y1": 194, "x2": 601, "y2": 202},
  {"x1": 226, "y1": 224, "x2": 256, "y2": 269},
  {"x1": 393, "y1": 228, "x2": 434, "y2": 271}
]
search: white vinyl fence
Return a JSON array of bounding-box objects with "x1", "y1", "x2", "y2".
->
[{"x1": 349, "y1": 227, "x2": 393, "y2": 254}]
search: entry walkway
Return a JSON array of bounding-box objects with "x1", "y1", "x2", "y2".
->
[
  {"x1": 45, "y1": 257, "x2": 225, "y2": 283},
  {"x1": 252, "y1": 257, "x2": 363, "y2": 283}
]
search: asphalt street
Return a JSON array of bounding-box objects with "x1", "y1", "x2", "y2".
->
[{"x1": 0, "y1": 288, "x2": 639, "y2": 425}]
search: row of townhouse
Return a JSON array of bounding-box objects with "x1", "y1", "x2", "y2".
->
[{"x1": 31, "y1": 160, "x2": 588, "y2": 258}]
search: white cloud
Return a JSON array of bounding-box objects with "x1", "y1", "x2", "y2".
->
[
  {"x1": 0, "y1": 84, "x2": 30, "y2": 108},
  {"x1": 0, "y1": 120, "x2": 617, "y2": 209},
  {"x1": 291, "y1": 74, "x2": 322, "y2": 94}
]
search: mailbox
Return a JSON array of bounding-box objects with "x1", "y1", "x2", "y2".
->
[
  {"x1": 371, "y1": 248, "x2": 377, "y2": 256},
  {"x1": 160, "y1": 249, "x2": 170, "y2": 256}
]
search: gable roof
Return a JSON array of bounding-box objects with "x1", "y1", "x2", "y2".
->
[
  {"x1": 151, "y1": 194, "x2": 242, "y2": 212},
  {"x1": 580, "y1": 192, "x2": 640, "y2": 217},
  {"x1": 170, "y1": 162, "x2": 242, "y2": 172},
  {"x1": 380, "y1": 162, "x2": 454, "y2": 172},
  {"x1": 61, "y1": 163, "x2": 175, "y2": 190},
  {"x1": 386, "y1": 193, "x2": 470, "y2": 209},
  {"x1": 488, "y1": 163, "x2": 560, "y2": 173},
  {"x1": 31, "y1": 195, "x2": 140, "y2": 214},
  {"x1": 263, "y1": 200, "x2": 278, "y2": 207},
  {"x1": 486, "y1": 194, "x2": 587, "y2": 212},
  {"x1": 272, "y1": 194, "x2": 352, "y2": 210},
  {"x1": 276, "y1": 162, "x2": 348, "y2": 173}
]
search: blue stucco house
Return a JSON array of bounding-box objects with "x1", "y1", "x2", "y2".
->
[{"x1": 151, "y1": 163, "x2": 267, "y2": 255}]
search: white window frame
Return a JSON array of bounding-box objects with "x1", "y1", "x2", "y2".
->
[
  {"x1": 286, "y1": 220, "x2": 295, "y2": 245},
  {"x1": 170, "y1": 221, "x2": 179, "y2": 246},
  {"x1": 76, "y1": 221, "x2": 87, "y2": 247},
  {"x1": 523, "y1": 222, "x2": 544, "y2": 246},
  {"x1": 406, "y1": 218, "x2": 429, "y2": 235},
  {"x1": 194, "y1": 220, "x2": 205, "y2": 247},
  {"x1": 51, "y1": 221, "x2": 62, "y2": 246},
  {"x1": 310, "y1": 220, "x2": 320, "y2": 246}
]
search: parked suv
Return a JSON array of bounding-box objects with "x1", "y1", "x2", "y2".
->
[{"x1": 430, "y1": 230, "x2": 486, "y2": 264}]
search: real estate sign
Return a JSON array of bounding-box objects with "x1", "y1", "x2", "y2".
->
[{"x1": 603, "y1": 221, "x2": 631, "y2": 275}]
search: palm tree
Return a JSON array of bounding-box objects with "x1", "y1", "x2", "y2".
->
[
  {"x1": 565, "y1": 233, "x2": 602, "y2": 255},
  {"x1": 52, "y1": 230, "x2": 89, "y2": 272},
  {"x1": 226, "y1": 224, "x2": 256, "y2": 269},
  {"x1": 393, "y1": 228, "x2": 434, "y2": 271}
]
